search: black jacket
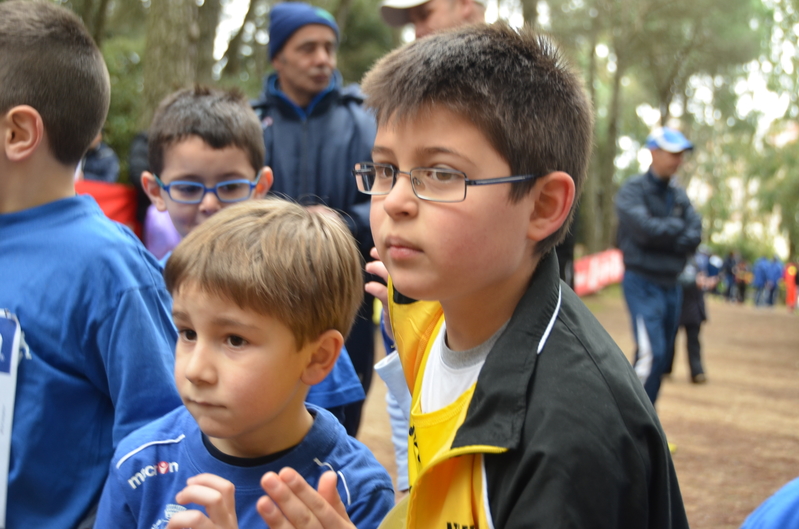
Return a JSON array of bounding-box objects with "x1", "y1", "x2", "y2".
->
[
  {"x1": 615, "y1": 169, "x2": 702, "y2": 285},
  {"x1": 389, "y1": 252, "x2": 689, "y2": 528}
]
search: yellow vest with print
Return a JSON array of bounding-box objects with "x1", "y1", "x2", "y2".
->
[{"x1": 378, "y1": 281, "x2": 507, "y2": 529}]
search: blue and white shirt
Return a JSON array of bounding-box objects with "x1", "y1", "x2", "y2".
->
[{"x1": 95, "y1": 405, "x2": 394, "y2": 529}]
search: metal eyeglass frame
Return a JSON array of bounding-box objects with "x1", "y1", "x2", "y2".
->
[{"x1": 353, "y1": 162, "x2": 540, "y2": 203}]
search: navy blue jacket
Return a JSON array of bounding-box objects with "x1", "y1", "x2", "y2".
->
[
  {"x1": 615, "y1": 169, "x2": 702, "y2": 285},
  {"x1": 252, "y1": 72, "x2": 375, "y2": 252},
  {"x1": 82, "y1": 142, "x2": 120, "y2": 183}
]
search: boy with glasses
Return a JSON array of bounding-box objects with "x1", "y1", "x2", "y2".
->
[
  {"x1": 140, "y1": 85, "x2": 366, "y2": 427},
  {"x1": 256, "y1": 23, "x2": 688, "y2": 529}
]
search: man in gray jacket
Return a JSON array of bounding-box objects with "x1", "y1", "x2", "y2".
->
[{"x1": 615, "y1": 127, "x2": 702, "y2": 405}]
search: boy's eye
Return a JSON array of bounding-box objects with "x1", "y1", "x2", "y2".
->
[
  {"x1": 418, "y1": 169, "x2": 461, "y2": 184},
  {"x1": 179, "y1": 329, "x2": 197, "y2": 342},
  {"x1": 226, "y1": 335, "x2": 248, "y2": 347},
  {"x1": 172, "y1": 183, "x2": 203, "y2": 197},
  {"x1": 218, "y1": 182, "x2": 247, "y2": 193}
]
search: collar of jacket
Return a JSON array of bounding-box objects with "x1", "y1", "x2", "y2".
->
[
  {"x1": 646, "y1": 167, "x2": 674, "y2": 191},
  {"x1": 450, "y1": 250, "x2": 562, "y2": 451},
  {"x1": 264, "y1": 71, "x2": 341, "y2": 120}
]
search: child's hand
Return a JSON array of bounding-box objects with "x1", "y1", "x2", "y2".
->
[
  {"x1": 257, "y1": 468, "x2": 356, "y2": 529},
  {"x1": 166, "y1": 473, "x2": 239, "y2": 529},
  {"x1": 365, "y1": 247, "x2": 393, "y2": 341}
]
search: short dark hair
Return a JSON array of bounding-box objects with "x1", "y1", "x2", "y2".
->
[
  {"x1": 148, "y1": 86, "x2": 265, "y2": 176},
  {"x1": 361, "y1": 23, "x2": 593, "y2": 256},
  {"x1": 165, "y1": 198, "x2": 364, "y2": 348},
  {"x1": 0, "y1": 0, "x2": 110, "y2": 167}
]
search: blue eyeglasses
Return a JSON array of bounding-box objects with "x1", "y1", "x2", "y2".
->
[{"x1": 154, "y1": 174, "x2": 261, "y2": 204}]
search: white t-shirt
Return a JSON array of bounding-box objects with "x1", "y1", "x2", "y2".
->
[{"x1": 421, "y1": 321, "x2": 509, "y2": 414}]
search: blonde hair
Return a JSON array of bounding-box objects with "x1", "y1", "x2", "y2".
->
[{"x1": 164, "y1": 198, "x2": 364, "y2": 348}]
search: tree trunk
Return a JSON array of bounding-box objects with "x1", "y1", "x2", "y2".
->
[
  {"x1": 334, "y1": 0, "x2": 355, "y2": 35},
  {"x1": 598, "y1": 50, "x2": 625, "y2": 250},
  {"x1": 140, "y1": 0, "x2": 198, "y2": 130},
  {"x1": 222, "y1": 0, "x2": 256, "y2": 77},
  {"x1": 197, "y1": 0, "x2": 223, "y2": 84},
  {"x1": 581, "y1": 17, "x2": 601, "y2": 253},
  {"x1": 519, "y1": 0, "x2": 538, "y2": 27},
  {"x1": 92, "y1": 0, "x2": 112, "y2": 47}
]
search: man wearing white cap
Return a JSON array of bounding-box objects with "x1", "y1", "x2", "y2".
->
[
  {"x1": 380, "y1": 0, "x2": 485, "y2": 39},
  {"x1": 615, "y1": 127, "x2": 702, "y2": 406}
]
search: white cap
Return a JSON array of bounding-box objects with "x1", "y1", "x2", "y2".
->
[{"x1": 380, "y1": 0, "x2": 485, "y2": 27}]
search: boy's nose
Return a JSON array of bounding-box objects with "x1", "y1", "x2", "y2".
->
[
  {"x1": 382, "y1": 173, "x2": 418, "y2": 218},
  {"x1": 198, "y1": 190, "x2": 222, "y2": 214},
  {"x1": 182, "y1": 345, "x2": 217, "y2": 385}
]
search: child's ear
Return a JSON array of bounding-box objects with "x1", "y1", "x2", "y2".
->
[
  {"x1": 3, "y1": 105, "x2": 44, "y2": 162},
  {"x1": 300, "y1": 329, "x2": 344, "y2": 386},
  {"x1": 254, "y1": 167, "x2": 273, "y2": 198},
  {"x1": 141, "y1": 171, "x2": 168, "y2": 212},
  {"x1": 527, "y1": 171, "x2": 575, "y2": 242}
]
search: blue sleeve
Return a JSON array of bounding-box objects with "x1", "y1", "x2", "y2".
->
[
  {"x1": 345, "y1": 104, "x2": 377, "y2": 251},
  {"x1": 741, "y1": 477, "x2": 799, "y2": 529},
  {"x1": 345, "y1": 476, "x2": 394, "y2": 529},
  {"x1": 673, "y1": 190, "x2": 702, "y2": 254},
  {"x1": 615, "y1": 180, "x2": 686, "y2": 249},
  {"x1": 95, "y1": 461, "x2": 138, "y2": 528},
  {"x1": 90, "y1": 286, "x2": 181, "y2": 445}
]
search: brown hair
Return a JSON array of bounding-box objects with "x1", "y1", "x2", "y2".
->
[
  {"x1": 0, "y1": 0, "x2": 110, "y2": 166},
  {"x1": 361, "y1": 22, "x2": 593, "y2": 255},
  {"x1": 164, "y1": 198, "x2": 364, "y2": 348},
  {"x1": 147, "y1": 85, "x2": 265, "y2": 176}
]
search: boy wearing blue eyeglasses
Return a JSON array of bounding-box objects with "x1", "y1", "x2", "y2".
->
[
  {"x1": 138, "y1": 85, "x2": 367, "y2": 431},
  {"x1": 141, "y1": 86, "x2": 273, "y2": 256}
]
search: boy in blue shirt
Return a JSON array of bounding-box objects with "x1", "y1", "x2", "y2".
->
[
  {"x1": 139, "y1": 86, "x2": 365, "y2": 419},
  {"x1": 257, "y1": 23, "x2": 687, "y2": 529},
  {"x1": 0, "y1": 3, "x2": 181, "y2": 527},
  {"x1": 94, "y1": 199, "x2": 393, "y2": 528}
]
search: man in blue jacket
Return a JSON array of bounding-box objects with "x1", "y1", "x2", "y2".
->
[
  {"x1": 615, "y1": 127, "x2": 702, "y2": 405},
  {"x1": 251, "y1": 2, "x2": 376, "y2": 435}
]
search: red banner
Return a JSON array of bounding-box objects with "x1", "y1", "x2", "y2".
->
[{"x1": 574, "y1": 249, "x2": 624, "y2": 296}]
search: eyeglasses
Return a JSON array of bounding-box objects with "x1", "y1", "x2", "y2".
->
[
  {"x1": 154, "y1": 174, "x2": 261, "y2": 204},
  {"x1": 353, "y1": 162, "x2": 539, "y2": 203}
]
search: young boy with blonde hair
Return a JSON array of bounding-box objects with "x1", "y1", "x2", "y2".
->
[
  {"x1": 140, "y1": 85, "x2": 366, "y2": 420},
  {"x1": 94, "y1": 199, "x2": 393, "y2": 528},
  {"x1": 257, "y1": 23, "x2": 688, "y2": 529}
]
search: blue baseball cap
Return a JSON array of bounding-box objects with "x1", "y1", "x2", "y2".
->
[
  {"x1": 646, "y1": 127, "x2": 694, "y2": 153},
  {"x1": 268, "y1": 2, "x2": 339, "y2": 60}
]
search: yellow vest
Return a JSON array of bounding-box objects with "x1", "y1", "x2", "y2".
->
[{"x1": 379, "y1": 282, "x2": 507, "y2": 529}]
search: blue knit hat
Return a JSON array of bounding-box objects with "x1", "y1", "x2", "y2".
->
[{"x1": 268, "y1": 2, "x2": 339, "y2": 60}]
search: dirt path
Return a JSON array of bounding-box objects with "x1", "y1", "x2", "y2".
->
[{"x1": 357, "y1": 288, "x2": 799, "y2": 528}]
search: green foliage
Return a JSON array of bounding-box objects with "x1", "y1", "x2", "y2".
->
[
  {"x1": 101, "y1": 35, "x2": 146, "y2": 184},
  {"x1": 336, "y1": 0, "x2": 395, "y2": 84}
]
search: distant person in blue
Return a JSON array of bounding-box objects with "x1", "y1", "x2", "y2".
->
[
  {"x1": 81, "y1": 131, "x2": 120, "y2": 183},
  {"x1": 740, "y1": 477, "x2": 799, "y2": 529},
  {"x1": 0, "y1": 3, "x2": 181, "y2": 527},
  {"x1": 615, "y1": 127, "x2": 702, "y2": 405},
  {"x1": 94, "y1": 199, "x2": 394, "y2": 529},
  {"x1": 753, "y1": 256, "x2": 770, "y2": 306},
  {"x1": 251, "y1": 2, "x2": 377, "y2": 435},
  {"x1": 766, "y1": 256, "x2": 784, "y2": 306}
]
